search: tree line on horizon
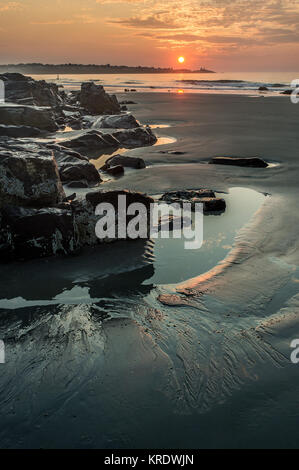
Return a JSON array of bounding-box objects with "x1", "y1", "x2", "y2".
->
[{"x1": 0, "y1": 63, "x2": 215, "y2": 74}]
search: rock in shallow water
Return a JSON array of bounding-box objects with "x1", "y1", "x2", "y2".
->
[
  {"x1": 59, "y1": 161, "x2": 102, "y2": 185},
  {"x1": 160, "y1": 189, "x2": 226, "y2": 214},
  {"x1": 102, "y1": 154, "x2": 146, "y2": 170},
  {"x1": 210, "y1": 156, "x2": 268, "y2": 168}
]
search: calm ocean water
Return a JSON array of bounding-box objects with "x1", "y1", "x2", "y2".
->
[{"x1": 32, "y1": 71, "x2": 299, "y2": 95}]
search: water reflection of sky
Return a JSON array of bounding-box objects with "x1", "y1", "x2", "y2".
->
[{"x1": 145, "y1": 187, "x2": 265, "y2": 285}]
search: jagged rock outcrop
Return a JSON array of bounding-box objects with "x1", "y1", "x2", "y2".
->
[
  {"x1": 49, "y1": 144, "x2": 101, "y2": 186},
  {"x1": 80, "y1": 82, "x2": 120, "y2": 115},
  {"x1": 0, "y1": 73, "x2": 63, "y2": 107}
]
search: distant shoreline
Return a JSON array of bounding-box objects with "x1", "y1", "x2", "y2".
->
[{"x1": 0, "y1": 64, "x2": 216, "y2": 75}]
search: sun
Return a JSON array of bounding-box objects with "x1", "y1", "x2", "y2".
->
[{"x1": 178, "y1": 56, "x2": 185, "y2": 64}]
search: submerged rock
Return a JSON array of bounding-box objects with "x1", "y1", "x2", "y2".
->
[
  {"x1": 210, "y1": 156, "x2": 268, "y2": 168},
  {"x1": 92, "y1": 114, "x2": 140, "y2": 129},
  {"x1": 160, "y1": 189, "x2": 226, "y2": 214},
  {"x1": 0, "y1": 105, "x2": 58, "y2": 131},
  {"x1": 102, "y1": 154, "x2": 146, "y2": 170},
  {"x1": 80, "y1": 82, "x2": 120, "y2": 115}
]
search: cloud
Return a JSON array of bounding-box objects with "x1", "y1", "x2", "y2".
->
[
  {"x1": 110, "y1": 14, "x2": 178, "y2": 29},
  {"x1": 109, "y1": 0, "x2": 299, "y2": 51},
  {"x1": 31, "y1": 14, "x2": 97, "y2": 25}
]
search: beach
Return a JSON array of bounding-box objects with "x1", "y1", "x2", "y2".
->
[{"x1": 1, "y1": 87, "x2": 299, "y2": 449}]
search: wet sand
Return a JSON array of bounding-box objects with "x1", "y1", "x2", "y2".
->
[{"x1": 1, "y1": 92, "x2": 299, "y2": 449}]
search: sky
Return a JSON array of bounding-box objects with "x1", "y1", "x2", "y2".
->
[{"x1": 0, "y1": 0, "x2": 298, "y2": 70}]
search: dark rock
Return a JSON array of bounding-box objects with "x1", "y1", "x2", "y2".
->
[
  {"x1": 271, "y1": 83, "x2": 286, "y2": 87},
  {"x1": 281, "y1": 90, "x2": 293, "y2": 95},
  {"x1": 160, "y1": 189, "x2": 216, "y2": 202},
  {"x1": 0, "y1": 73, "x2": 63, "y2": 107},
  {"x1": 120, "y1": 101, "x2": 137, "y2": 105},
  {"x1": 80, "y1": 82, "x2": 120, "y2": 115},
  {"x1": 105, "y1": 165, "x2": 124, "y2": 176},
  {"x1": 72, "y1": 190, "x2": 154, "y2": 247},
  {"x1": 85, "y1": 189, "x2": 153, "y2": 209},
  {"x1": 59, "y1": 161, "x2": 102, "y2": 185},
  {"x1": 160, "y1": 150, "x2": 186, "y2": 155},
  {"x1": 49, "y1": 144, "x2": 89, "y2": 164},
  {"x1": 58, "y1": 130, "x2": 119, "y2": 155},
  {"x1": 92, "y1": 114, "x2": 140, "y2": 129},
  {"x1": 159, "y1": 189, "x2": 226, "y2": 214},
  {"x1": 0, "y1": 146, "x2": 65, "y2": 207},
  {"x1": 0, "y1": 186, "x2": 155, "y2": 261},
  {"x1": 258, "y1": 86, "x2": 269, "y2": 91},
  {"x1": 0, "y1": 205, "x2": 77, "y2": 261},
  {"x1": 67, "y1": 180, "x2": 90, "y2": 188},
  {"x1": 0, "y1": 124, "x2": 45, "y2": 138},
  {"x1": 102, "y1": 154, "x2": 145, "y2": 170},
  {"x1": 112, "y1": 127, "x2": 157, "y2": 147},
  {"x1": 209, "y1": 156, "x2": 268, "y2": 168},
  {"x1": 0, "y1": 105, "x2": 58, "y2": 131},
  {"x1": 63, "y1": 193, "x2": 76, "y2": 202}
]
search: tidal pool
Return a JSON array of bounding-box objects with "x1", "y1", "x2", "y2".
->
[
  {"x1": 145, "y1": 187, "x2": 266, "y2": 285},
  {"x1": 0, "y1": 187, "x2": 265, "y2": 308}
]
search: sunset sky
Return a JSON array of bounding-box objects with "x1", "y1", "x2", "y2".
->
[{"x1": 0, "y1": 0, "x2": 299, "y2": 70}]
